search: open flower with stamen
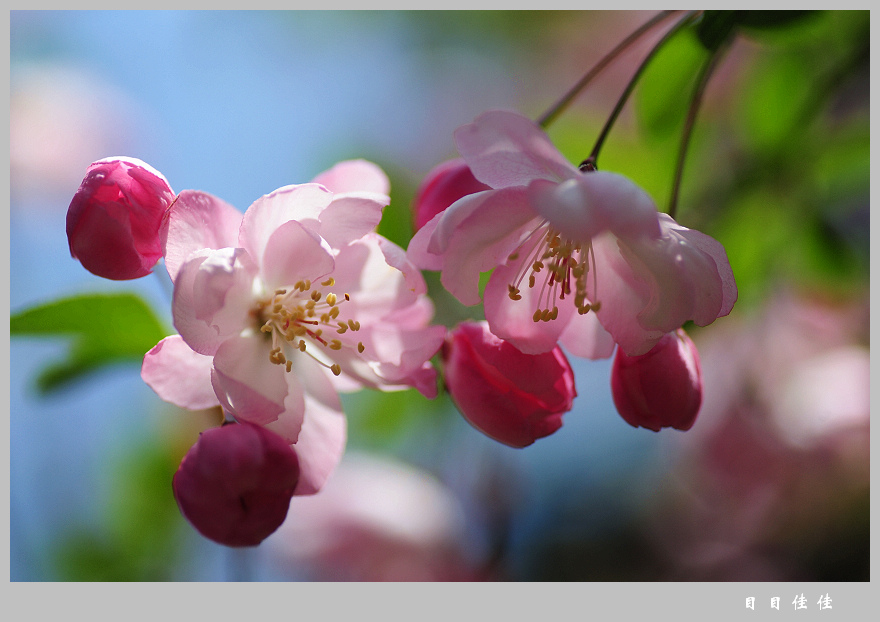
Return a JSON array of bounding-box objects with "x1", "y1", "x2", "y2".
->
[
  {"x1": 408, "y1": 110, "x2": 737, "y2": 357},
  {"x1": 143, "y1": 160, "x2": 446, "y2": 494}
]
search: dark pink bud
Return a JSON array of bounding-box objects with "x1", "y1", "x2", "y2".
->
[
  {"x1": 611, "y1": 328, "x2": 703, "y2": 432},
  {"x1": 411, "y1": 158, "x2": 491, "y2": 232},
  {"x1": 173, "y1": 422, "x2": 300, "y2": 547},
  {"x1": 442, "y1": 321, "x2": 576, "y2": 448},
  {"x1": 66, "y1": 156, "x2": 175, "y2": 280}
]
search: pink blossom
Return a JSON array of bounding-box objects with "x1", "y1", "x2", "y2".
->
[
  {"x1": 442, "y1": 321, "x2": 576, "y2": 448},
  {"x1": 411, "y1": 158, "x2": 491, "y2": 232},
  {"x1": 142, "y1": 160, "x2": 446, "y2": 494},
  {"x1": 66, "y1": 157, "x2": 176, "y2": 280},
  {"x1": 408, "y1": 110, "x2": 737, "y2": 357},
  {"x1": 173, "y1": 422, "x2": 300, "y2": 547},
  {"x1": 610, "y1": 328, "x2": 702, "y2": 432}
]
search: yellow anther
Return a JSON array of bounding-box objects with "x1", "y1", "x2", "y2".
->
[
  {"x1": 285, "y1": 360, "x2": 293, "y2": 373},
  {"x1": 329, "y1": 307, "x2": 340, "y2": 319},
  {"x1": 533, "y1": 261, "x2": 544, "y2": 271},
  {"x1": 326, "y1": 293, "x2": 337, "y2": 306},
  {"x1": 298, "y1": 340, "x2": 307, "y2": 352},
  {"x1": 508, "y1": 252, "x2": 519, "y2": 261},
  {"x1": 314, "y1": 328, "x2": 323, "y2": 338},
  {"x1": 336, "y1": 323, "x2": 348, "y2": 334},
  {"x1": 533, "y1": 309, "x2": 542, "y2": 323},
  {"x1": 311, "y1": 290, "x2": 322, "y2": 302},
  {"x1": 294, "y1": 280, "x2": 306, "y2": 291},
  {"x1": 305, "y1": 300, "x2": 316, "y2": 310},
  {"x1": 273, "y1": 303, "x2": 283, "y2": 313},
  {"x1": 330, "y1": 363, "x2": 342, "y2": 376},
  {"x1": 321, "y1": 277, "x2": 335, "y2": 287},
  {"x1": 260, "y1": 322, "x2": 273, "y2": 333},
  {"x1": 357, "y1": 342, "x2": 365, "y2": 353},
  {"x1": 329, "y1": 339, "x2": 343, "y2": 351},
  {"x1": 591, "y1": 301, "x2": 601, "y2": 312},
  {"x1": 275, "y1": 288, "x2": 287, "y2": 296},
  {"x1": 528, "y1": 275, "x2": 536, "y2": 288},
  {"x1": 348, "y1": 320, "x2": 360, "y2": 331}
]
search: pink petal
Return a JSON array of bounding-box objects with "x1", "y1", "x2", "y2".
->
[
  {"x1": 161, "y1": 189, "x2": 243, "y2": 284},
  {"x1": 311, "y1": 159, "x2": 390, "y2": 195},
  {"x1": 260, "y1": 219, "x2": 335, "y2": 290},
  {"x1": 660, "y1": 214, "x2": 737, "y2": 318},
  {"x1": 284, "y1": 356, "x2": 347, "y2": 496},
  {"x1": 411, "y1": 158, "x2": 491, "y2": 232},
  {"x1": 210, "y1": 334, "x2": 294, "y2": 428},
  {"x1": 483, "y1": 259, "x2": 575, "y2": 355},
  {"x1": 141, "y1": 335, "x2": 220, "y2": 410},
  {"x1": 436, "y1": 186, "x2": 540, "y2": 306},
  {"x1": 173, "y1": 248, "x2": 257, "y2": 356},
  {"x1": 558, "y1": 307, "x2": 616, "y2": 360},
  {"x1": 528, "y1": 172, "x2": 661, "y2": 243},
  {"x1": 239, "y1": 183, "x2": 333, "y2": 265},
  {"x1": 454, "y1": 110, "x2": 578, "y2": 188},
  {"x1": 406, "y1": 210, "x2": 449, "y2": 272},
  {"x1": 589, "y1": 233, "x2": 668, "y2": 356},
  {"x1": 317, "y1": 192, "x2": 388, "y2": 249}
]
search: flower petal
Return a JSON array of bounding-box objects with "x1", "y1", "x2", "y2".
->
[
  {"x1": 141, "y1": 335, "x2": 220, "y2": 410},
  {"x1": 162, "y1": 189, "x2": 243, "y2": 284},
  {"x1": 454, "y1": 110, "x2": 578, "y2": 188},
  {"x1": 434, "y1": 186, "x2": 539, "y2": 306},
  {"x1": 239, "y1": 183, "x2": 334, "y2": 265},
  {"x1": 173, "y1": 248, "x2": 257, "y2": 356},
  {"x1": 284, "y1": 356, "x2": 347, "y2": 496},
  {"x1": 260, "y1": 219, "x2": 335, "y2": 290},
  {"x1": 659, "y1": 214, "x2": 737, "y2": 319},
  {"x1": 529, "y1": 172, "x2": 661, "y2": 243},
  {"x1": 210, "y1": 334, "x2": 293, "y2": 428},
  {"x1": 317, "y1": 192, "x2": 388, "y2": 249},
  {"x1": 558, "y1": 307, "x2": 616, "y2": 360},
  {"x1": 483, "y1": 259, "x2": 575, "y2": 355},
  {"x1": 310, "y1": 159, "x2": 390, "y2": 195}
]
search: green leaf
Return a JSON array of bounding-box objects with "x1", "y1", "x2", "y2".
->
[
  {"x1": 10, "y1": 292, "x2": 168, "y2": 393},
  {"x1": 696, "y1": 10, "x2": 738, "y2": 52}
]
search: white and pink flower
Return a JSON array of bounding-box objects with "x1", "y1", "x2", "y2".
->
[
  {"x1": 408, "y1": 110, "x2": 737, "y2": 357},
  {"x1": 142, "y1": 160, "x2": 446, "y2": 495}
]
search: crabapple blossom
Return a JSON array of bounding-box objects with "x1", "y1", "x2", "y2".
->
[
  {"x1": 442, "y1": 321, "x2": 576, "y2": 448},
  {"x1": 142, "y1": 160, "x2": 446, "y2": 495},
  {"x1": 66, "y1": 157, "x2": 176, "y2": 280},
  {"x1": 411, "y1": 158, "x2": 490, "y2": 232},
  {"x1": 408, "y1": 110, "x2": 737, "y2": 357},
  {"x1": 173, "y1": 422, "x2": 300, "y2": 547},
  {"x1": 610, "y1": 328, "x2": 702, "y2": 432}
]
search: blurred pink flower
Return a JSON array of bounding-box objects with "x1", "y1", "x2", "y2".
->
[
  {"x1": 142, "y1": 160, "x2": 446, "y2": 495},
  {"x1": 265, "y1": 452, "x2": 477, "y2": 581},
  {"x1": 173, "y1": 422, "x2": 300, "y2": 548},
  {"x1": 66, "y1": 156, "x2": 175, "y2": 280},
  {"x1": 408, "y1": 110, "x2": 737, "y2": 357},
  {"x1": 411, "y1": 158, "x2": 490, "y2": 232},
  {"x1": 610, "y1": 328, "x2": 702, "y2": 432},
  {"x1": 442, "y1": 321, "x2": 576, "y2": 448}
]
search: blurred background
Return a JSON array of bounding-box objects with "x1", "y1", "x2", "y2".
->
[{"x1": 9, "y1": 10, "x2": 870, "y2": 581}]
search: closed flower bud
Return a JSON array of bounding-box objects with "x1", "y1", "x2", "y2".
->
[
  {"x1": 412, "y1": 158, "x2": 490, "y2": 232},
  {"x1": 611, "y1": 328, "x2": 703, "y2": 432},
  {"x1": 173, "y1": 422, "x2": 300, "y2": 547},
  {"x1": 66, "y1": 156, "x2": 175, "y2": 280},
  {"x1": 442, "y1": 321, "x2": 576, "y2": 448}
]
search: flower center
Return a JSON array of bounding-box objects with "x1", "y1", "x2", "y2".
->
[
  {"x1": 506, "y1": 225, "x2": 600, "y2": 323},
  {"x1": 254, "y1": 277, "x2": 364, "y2": 376}
]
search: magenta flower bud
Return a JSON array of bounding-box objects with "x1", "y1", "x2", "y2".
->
[
  {"x1": 66, "y1": 156, "x2": 176, "y2": 280},
  {"x1": 412, "y1": 158, "x2": 491, "y2": 232},
  {"x1": 173, "y1": 422, "x2": 300, "y2": 548},
  {"x1": 611, "y1": 328, "x2": 703, "y2": 432},
  {"x1": 442, "y1": 321, "x2": 577, "y2": 448}
]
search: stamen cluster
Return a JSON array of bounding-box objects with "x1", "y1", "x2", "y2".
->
[
  {"x1": 506, "y1": 227, "x2": 600, "y2": 323},
  {"x1": 256, "y1": 277, "x2": 364, "y2": 377}
]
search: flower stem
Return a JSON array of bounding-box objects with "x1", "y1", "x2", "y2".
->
[
  {"x1": 580, "y1": 11, "x2": 700, "y2": 172},
  {"x1": 537, "y1": 10, "x2": 679, "y2": 129},
  {"x1": 668, "y1": 37, "x2": 732, "y2": 219}
]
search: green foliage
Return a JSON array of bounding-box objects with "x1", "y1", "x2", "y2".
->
[
  {"x1": 10, "y1": 292, "x2": 168, "y2": 394},
  {"x1": 52, "y1": 437, "x2": 186, "y2": 581}
]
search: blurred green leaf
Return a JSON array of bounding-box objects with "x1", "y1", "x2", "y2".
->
[
  {"x1": 635, "y1": 31, "x2": 705, "y2": 141},
  {"x1": 696, "y1": 10, "x2": 737, "y2": 51},
  {"x1": 10, "y1": 292, "x2": 168, "y2": 394},
  {"x1": 733, "y1": 10, "x2": 817, "y2": 31}
]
